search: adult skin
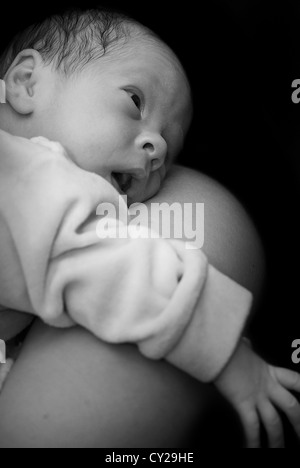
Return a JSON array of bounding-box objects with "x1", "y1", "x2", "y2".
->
[{"x1": 0, "y1": 165, "x2": 265, "y2": 448}]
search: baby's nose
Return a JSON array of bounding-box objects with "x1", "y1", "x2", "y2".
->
[{"x1": 135, "y1": 133, "x2": 168, "y2": 172}]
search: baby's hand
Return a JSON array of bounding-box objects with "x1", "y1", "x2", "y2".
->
[{"x1": 215, "y1": 339, "x2": 300, "y2": 448}]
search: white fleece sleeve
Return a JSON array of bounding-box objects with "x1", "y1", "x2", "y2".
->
[{"x1": 0, "y1": 131, "x2": 252, "y2": 381}]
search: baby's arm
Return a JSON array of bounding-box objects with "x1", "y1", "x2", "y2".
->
[{"x1": 0, "y1": 129, "x2": 251, "y2": 378}]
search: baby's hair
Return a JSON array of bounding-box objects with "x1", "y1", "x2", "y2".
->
[{"x1": 0, "y1": 7, "x2": 161, "y2": 78}]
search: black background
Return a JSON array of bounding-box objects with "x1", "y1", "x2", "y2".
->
[{"x1": 1, "y1": 0, "x2": 300, "y2": 447}]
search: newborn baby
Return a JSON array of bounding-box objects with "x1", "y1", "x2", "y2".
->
[
  {"x1": 0, "y1": 9, "x2": 191, "y2": 344},
  {"x1": 0, "y1": 7, "x2": 299, "y2": 448}
]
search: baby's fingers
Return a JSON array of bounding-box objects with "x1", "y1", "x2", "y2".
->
[
  {"x1": 258, "y1": 400, "x2": 284, "y2": 448},
  {"x1": 272, "y1": 367, "x2": 300, "y2": 392},
  {"x1": 239, "y1": 407, "x2": 260, "y2": 448},
  {"x1": 270, "y1": 386, "x2": 300, "y2": 438}
]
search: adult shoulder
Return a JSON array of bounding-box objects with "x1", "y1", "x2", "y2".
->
[{"x1": 150, "y1": 165, "x2": 266, "y2": 302}]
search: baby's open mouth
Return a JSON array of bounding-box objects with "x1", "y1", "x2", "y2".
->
[{"x1": 112, "y1": 173, "x2": 133, "y2": 195}]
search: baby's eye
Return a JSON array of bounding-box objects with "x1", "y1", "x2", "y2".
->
[{"x1": 128, "y1": 91, "x2": 142, "y2": 112}]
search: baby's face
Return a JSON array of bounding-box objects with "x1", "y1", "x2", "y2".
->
[{"x1": 29, "y1": 39, "x2": 192, "y2": 204}]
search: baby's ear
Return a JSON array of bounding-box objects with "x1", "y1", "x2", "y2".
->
[{"x1": 4, "y1": 49, "x2": 43, "y2": 114}]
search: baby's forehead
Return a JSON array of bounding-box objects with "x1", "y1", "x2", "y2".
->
[{"x1": 104, "y1": 38, "x2": 191, "y2": 99}]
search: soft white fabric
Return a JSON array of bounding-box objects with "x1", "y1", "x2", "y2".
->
[{"x1": 0, "y1": 130, "x2": 253, "y2": 382}]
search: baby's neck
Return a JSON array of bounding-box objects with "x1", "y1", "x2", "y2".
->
[{"x1": 0, "y1": 105, "x2": 24, "y2": 137}]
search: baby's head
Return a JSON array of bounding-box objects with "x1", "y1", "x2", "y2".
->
[{"x1": 0, "y1": 8, "x2": 192, "y2": 203}]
